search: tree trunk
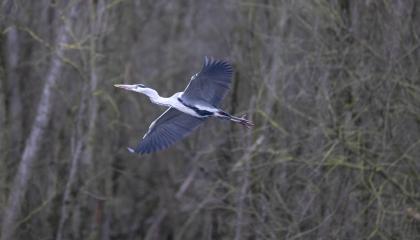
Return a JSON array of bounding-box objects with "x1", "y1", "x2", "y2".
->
[
  {"x1": 55, "y1": 90, "x2": 87, "y2": 240},
  {"x1": 0, "y1": 4, "x2": 79, "y2": 240},
  {"x1": 5, "y1": 25, "x2": 23, "y2": 161},
  {"x1": 86, "y1": 1, "x2": 107, "y2": 238},
  {"x1": 84, "y1": 0, "x2": 103, "y2": 167},
  {"x1": 0, "y1": 49, "x2": 6, "y2": 202},
  {"x1": 2, "y1": 0, "x2": 22, "y2": 164}
]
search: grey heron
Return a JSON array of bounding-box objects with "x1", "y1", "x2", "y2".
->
[{"x1": 114, "y1": 56, "x2": 254, "y2": 154}]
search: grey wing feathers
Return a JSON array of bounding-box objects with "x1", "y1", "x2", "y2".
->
[
  {"x1": 181, "y1": 56, "x2": 233, "y2": 107},
  {"x1": 129, "y1": 108, "x2": 205, "y2": 154}
]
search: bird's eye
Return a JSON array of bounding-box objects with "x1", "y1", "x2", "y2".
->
[{"x1": 137, "y1": 84, "x2": 145, "y2": 88}]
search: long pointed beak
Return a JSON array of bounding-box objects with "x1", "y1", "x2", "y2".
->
[{"x1": 114, "y1": 84, "x2": 136, "y2": 91}]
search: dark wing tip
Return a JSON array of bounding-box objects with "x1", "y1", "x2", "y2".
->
[
  {"x1": 137, "y1": 145, "x2": 152, "y2": 154},
  {"x1": 204, "y1": 55, "x2": 232, "y2": 66},
  {"x1": 129, "y1": 136, "x2": 171, "y2": 155},
  {"x1": 202, "y1": 56, "x2": 233, "y2": 74}
]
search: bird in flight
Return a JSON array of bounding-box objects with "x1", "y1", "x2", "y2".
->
[{"x1": 114, "y1": 56, "x2": 254, "y2": 154}]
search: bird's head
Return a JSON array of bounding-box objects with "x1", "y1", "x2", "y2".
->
[{"x1": 114, "y1": 83, "x2": 150, "y2": 94}]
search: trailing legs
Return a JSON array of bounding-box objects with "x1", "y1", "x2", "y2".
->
[{"x1": 215, "y1": 111, "x2": 254, "y2": 128}]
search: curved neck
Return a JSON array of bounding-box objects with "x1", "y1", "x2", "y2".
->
[{"x1": 141, "y1": 88, "x2": 168, "y2": 106}]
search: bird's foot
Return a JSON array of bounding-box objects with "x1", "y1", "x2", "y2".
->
[{"x1": 239, "y1": 114, "x2": 255, "y2": 128}]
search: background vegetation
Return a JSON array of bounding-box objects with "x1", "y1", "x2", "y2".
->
[{"x1": 1, "y1": 0, "x2": 420, "y2": 239}]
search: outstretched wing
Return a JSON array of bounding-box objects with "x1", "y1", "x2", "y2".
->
[
  {"x1": 181, "y1": 56, "x2": 233, "y2": 107},
  {"x1": 129, "y1": 108, "x2": 205, "y2": 154}
]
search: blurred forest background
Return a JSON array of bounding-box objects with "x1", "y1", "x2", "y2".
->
[{"x1": 1, "y1": 0, "x2": 420, "y2": 239}]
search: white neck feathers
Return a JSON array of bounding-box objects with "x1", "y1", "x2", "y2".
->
[{"x1": 141, "y1": 88, "x2": 168, "y2": 106}]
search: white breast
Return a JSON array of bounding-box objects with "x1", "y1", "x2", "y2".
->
[{"x1": 166, "y1": 94, "x2": 202, "y2": 117}]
